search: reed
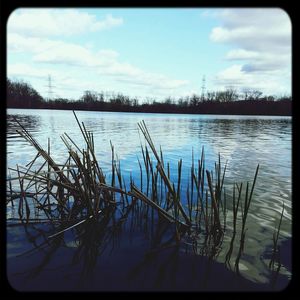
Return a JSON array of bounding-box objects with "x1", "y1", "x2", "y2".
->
[
  {"x1": 269, "y1": 201, "x2": 285, "y2": 270},
  {"x1": 7, "y1": 111, "x2": 280, "y2": 281},
  {"x1": 234, "y1": 164, "x2": 259, "y2": 273}
]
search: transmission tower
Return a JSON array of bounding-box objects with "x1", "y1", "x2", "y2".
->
[
  {"x1": 45, "y1": 75, "x2": 54, "y2": 101},
  {"x1": 201, "y1": 75, "x2": 206, "y2": 100}
]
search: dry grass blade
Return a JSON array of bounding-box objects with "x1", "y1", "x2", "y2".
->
[
  {"x1": 48, "y1": 210, "x2": 102, "y2": 239},
  {"x1": 130, "y1": 184, "x2": 189, "y2": 229}
]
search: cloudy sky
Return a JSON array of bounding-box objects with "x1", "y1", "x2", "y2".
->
[{"x1": 7, "y1": 8, "x2": 291, "y2": 101}]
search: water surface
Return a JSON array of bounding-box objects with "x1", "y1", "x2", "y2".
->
[{"x1": 6, "y1": 109, "x2": 292, "y2": 290}]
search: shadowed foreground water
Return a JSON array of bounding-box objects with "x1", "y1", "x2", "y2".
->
[{"x1": 7, "y1": 220, "x2": 291, "y2": 292}]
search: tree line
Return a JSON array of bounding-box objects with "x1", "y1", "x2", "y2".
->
[{"x1": 7, "y1": 78, "x2": 291, "y2": 116}]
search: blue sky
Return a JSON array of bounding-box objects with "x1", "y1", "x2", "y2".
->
[{"x1": 7, "y1": 8, "x2": 291, "y2": 101}]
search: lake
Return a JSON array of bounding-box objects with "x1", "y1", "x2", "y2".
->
[{"x1": 6, "y1": 108, "x2": 292, "y2": 291}]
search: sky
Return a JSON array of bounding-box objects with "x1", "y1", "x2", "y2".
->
[{"x1": 7, "y1": 8, "x2": 291, "y2": 101}]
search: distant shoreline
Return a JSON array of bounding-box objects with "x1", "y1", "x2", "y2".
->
[
  {"x1": 7, "y1": 78, "x2": 292, "y2": 117},
  {"x1": 7, "y1": 102, "x2": 292, "y2": 117}
]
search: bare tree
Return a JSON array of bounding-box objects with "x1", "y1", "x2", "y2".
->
[
  {"x1": 206, "y1": 91, "x2": 216, "y2": 102},
  {"x1": 81, "y1": 90, "x2": 98, "y2": 103},
  {"x1": 242, "y1": 88, "x2": 263, "y2": 101},
  {"x1": 216, "y1": 88, "x2": 238, "y2": 102}
]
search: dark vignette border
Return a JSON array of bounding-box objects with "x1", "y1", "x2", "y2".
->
[{"x1": 0, "y1": 0, "x2": 297, "y2": 296}]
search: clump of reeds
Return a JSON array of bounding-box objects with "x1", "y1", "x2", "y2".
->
[{"x1": 7, "y1": 110, "x2": 280, "y2": 280}]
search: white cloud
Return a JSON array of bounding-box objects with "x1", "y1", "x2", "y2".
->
[
  {"x1": 8, "y1": 63, "x2": 48, "y2": 78},
  {"x1": 217, "y1": 8, "x2": 290, "y2": 32},
  {"x1": 210, "y1": 8, "x2": 291, "y2": 94},
  {"x1": 225, "y1": 49, "x2": 259, "y2": 60},
  {"x1": 114, "y1": 71, "x2": 188, "y2": 90},
  {"x1": 216, "y1": 65, "x2": 247, "y2": 84},
  {"x1": 214, "y1": 64, "x2": 290, "y2": 95},
  {"x1": 33, "y1": 43, "x2": 105, "y2": 67},
  {"x1": 8, "y1": 61, "x2": 189, "y2": 101},
  {"x1": 7, "y1": 8, "x2": 189, "y2": 99},
  {"x1": 226, "y1": 49, "x2": 290, "y2": 74},
  {"x1": 7, "y1": 63, "x2": 76, "y2": 84},
  {"x1": 211, "y1": 26, "x2": 256, "y2": 45},
  {"x1": 97, "y1": 49, "x2": 119, "y2": 60},
  {"x1": 7, "y1": 33, "x2": 188, "y2": 97},
  {"x1": 210, "y1": 8, "x2": 291, "y2": 53},
  {"x1": 8, "y1": 9, "x2": 123, "y2": 37},
  {"x1": 43, "y1": 50, "x2": 183, "y2": 91},
  {"x1": 91, "y1": 14, "x2": 123, "y2": 31},
  {"x1": 8, "y1": 33, "x2": 115, "y2": 68},
  {"x1": 7, "y1": 62, "x2": 109, "y2": 99},
  {"x1": 8, "y1": 33, "x2": 56, "y2": 53}
]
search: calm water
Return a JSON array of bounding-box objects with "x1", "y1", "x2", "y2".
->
[{"x1": 6, "y1": 108, "x2": 292, "y2": 291}]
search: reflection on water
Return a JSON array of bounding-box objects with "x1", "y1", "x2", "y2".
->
[
  {"x1": 7, "y1": 216, "x2": 290, "y2": 291},
  {"x1": 6, "y1": 109, "x2": 292, "y2": 291},
  {"x1": 7, "y1": 114, "x2": 41, "y2": 155}
]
